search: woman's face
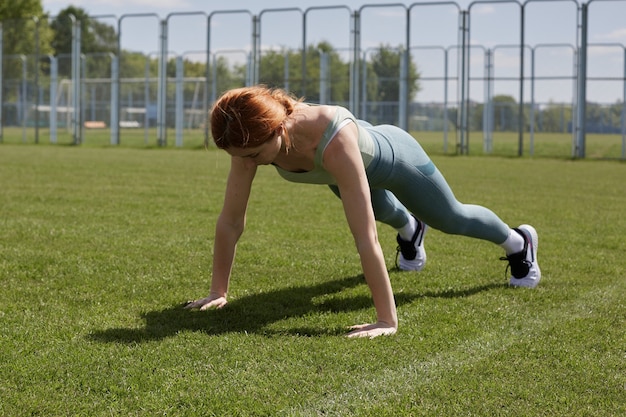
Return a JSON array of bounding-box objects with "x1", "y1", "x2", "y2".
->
[{"x1": 226, "y1": 130, "x2": 282, "y2": 166}]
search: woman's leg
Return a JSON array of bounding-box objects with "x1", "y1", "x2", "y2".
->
[
  {"x1": 328, "y1": 185, "x2": 410, "y2": 229},
  {"x1": 366, "y1": 125, "x2": 510, "y2": 244}
]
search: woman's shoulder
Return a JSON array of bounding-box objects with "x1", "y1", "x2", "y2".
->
[{"x1": 294, "y1": 103, "x2": 335, "y2": 128}]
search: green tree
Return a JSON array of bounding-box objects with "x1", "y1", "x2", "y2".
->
[
  {"x1": 368, "y1": 45, "x2": 420, "y2": 102},
  {"x1": 0, "y1": 0, "x2": 46, "y2": 57},
  {"x1": 253, "y1": 42, "x2": 351, "y2": 103},
  {"x1": 304, "y1": 41, "x2": 350, "y2": 103},
  {"x1": 536, "y1": 101, "x2": 571, "y2": 133},
  {"x1": 0, "y1": 0, "x2": 51, "y2": 83},
  {"x1": 49, "y1": 6, "x2": 117, "y2": 77}
]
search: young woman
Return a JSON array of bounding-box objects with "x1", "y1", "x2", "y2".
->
[{"x1": 185, "y1": 85, "x2": 540, "y2": 338}]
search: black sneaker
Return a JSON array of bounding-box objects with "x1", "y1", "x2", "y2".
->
[
  {"x1": 500, "y1": 225, "x2": 541, "y2": 288},
  {"x1": 395, "y1": 216, "x2": 427, "y2": 271}
]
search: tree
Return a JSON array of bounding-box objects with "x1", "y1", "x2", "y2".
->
[
  {"x1": 0, "y1": 0, "x2": 46, "y2": 56},
  {"x1": 536, "y1": 101, "x2": 571, "y2": 133},
  {"x1": 368, "y1": 45, "x2": 420, "y2": 102},
  {"x1": 254, "y1": 41, "x2": 350, "y2": 103},
  {"x1": 49, "y1": 6, "x2": 117, "y2": 77},
  {"x1": 1, "y1": 0, "x2": 53, "y2": 120}
]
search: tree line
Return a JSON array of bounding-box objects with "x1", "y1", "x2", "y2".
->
[
  {"x1": 2, "y1": 1, "x2": 622, "y2": 133},
  {"x1": 1, "y1": 2, "x2": 420, "y2": 106}
]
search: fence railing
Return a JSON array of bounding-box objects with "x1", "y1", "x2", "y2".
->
[{"x1": 1, "y1": 0, "x2": 625, "y2": 159}]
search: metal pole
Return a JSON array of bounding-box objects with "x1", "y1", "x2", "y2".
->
[
  {"x1": 21, "y1": 55, "x2": 27, "y2": 143},
  {"x1": 49, "y1": 55, "x2": 58, "y2": 144},
  {"x1": 252, "y1": 15, "x2": 260, "y2": 85},
  {"x1": 0, "y1": 23, "x2": 3, "y2": 143},
  {"x1": 284, "y1": 51, "x2": 290, "y2": 91},
  {"x1": 399, "y1": 49, "x2": 408, "y2": 130},
  {"x1": 530, "y1": 46, "x2": 535, "y2": 156},
  {"x1": 401, "y1": 7, "x2": 410, "y2": 131},
  {"x1": 110, "y1": 54, "x2": 119, "y2": 145},
  {"x1": 320, "y1": 52, "x2": 328, "y2": 104},
  {"x1": 175, "y1": 55, "x2": 183, "y2": 147},
  {"x1": 114, "y1": 18, "x2": 121, "y2": 145},
  {"x1": 484, "y1": 48, "x2": 494, "y2": 154},
  {"x1": 622, "y1": 46, "x2": 626, "y2": 160},
  {"x1": 575, "y1": 3, "x2": 588, "y2": 158},
  {"x1": 444, "y1": 47, "x2": 450, "y2": 153},
  {"x1": 34, "y1": 17, "x2": 40, "y2": 144},
  {"x1": 157, "y1": 19, "x2": 167, "y2": 147},
  {"x1": 350, "y1": 10, "x2": 361, "y2": 117},
  {"x1": 71, "y1": 15, "x2": 82, "y2": 145},
  {"x1": 518, "y1": 5, "x2": 525, "y2": 156},
  {"x1": 460, "y1": 10, "x2": 469, "y2": 155}
]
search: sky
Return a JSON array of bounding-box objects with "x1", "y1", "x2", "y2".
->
[{"x1": 40, "y1": 0, "x2": 626, "y2": 104}]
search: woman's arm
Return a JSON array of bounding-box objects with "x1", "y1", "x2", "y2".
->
[
  {"x1": 323, "y1": 122, "x2": 398, "y2": 338},
  {"x1": 186, "y1": 156, "x2": 257, "y2": 310}
]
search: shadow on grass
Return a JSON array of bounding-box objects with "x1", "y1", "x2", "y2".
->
[{"x1": 88, "y1": 275, "x2": 503, "y2": 343}]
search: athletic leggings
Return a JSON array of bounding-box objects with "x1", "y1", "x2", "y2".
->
[{"x1": 328, "y1": 123, "x2": 510, "y2": 244}]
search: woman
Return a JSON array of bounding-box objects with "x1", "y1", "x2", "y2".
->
[{"x1": 185, "y1": 86, "x2": 540, "y2": 338}]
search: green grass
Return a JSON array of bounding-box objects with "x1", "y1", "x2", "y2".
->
[
  {"x1": 1, "y1": 143, "x2": 625, "y2": 416},
  {"x1": 2, "y1": 126, "x2": 625, "y2": 160}
]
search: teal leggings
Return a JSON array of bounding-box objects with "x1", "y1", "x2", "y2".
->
[{"x1": 329, "y1": 124, "x2": 510, "y2": 244}]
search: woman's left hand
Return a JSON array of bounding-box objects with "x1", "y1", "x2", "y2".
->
[{"x1": 346, "y1": 322, "x2": 397, "y2": 339}]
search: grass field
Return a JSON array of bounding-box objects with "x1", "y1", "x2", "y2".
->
[
  {"x1": 2, "y1": 126, "x2": 625, "y2": 160},
  {"x1": 1, "y1": 142, "x2": 625, "y2": 416}
]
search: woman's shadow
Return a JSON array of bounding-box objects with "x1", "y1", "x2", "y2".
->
[{"x1": 88, "y1": 275, "x2": 503, "y2": 343}]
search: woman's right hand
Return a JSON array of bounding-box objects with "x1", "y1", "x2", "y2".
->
[{"x1": 184, "y1": 294, "x2": 228, "y2": 310}]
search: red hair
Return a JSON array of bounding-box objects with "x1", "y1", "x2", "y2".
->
[{"x1": 210, "y1": 86, "x2": 301, "y2": 149}]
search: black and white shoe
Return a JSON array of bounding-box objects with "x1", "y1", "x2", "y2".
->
[
  {"x1": 395, "y1": 216, "x2": 428, "y2": 271},
  {"x1": 501, "y1": 224, "x2": 541, "y2": 288}
]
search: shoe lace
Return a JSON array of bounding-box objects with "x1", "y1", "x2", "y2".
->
[
  {"x1": 500, "y1": 252, "x2": 532, "y2": 279},
  {"x1": 394, "y1": 245, "x2": 402, "y2": 270}
]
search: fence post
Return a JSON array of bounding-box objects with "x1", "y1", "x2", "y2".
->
[
  {"x1": 252, "y1": 15, "x2": 260, "y2": 85},
  {"x1": 49, "y1": 55, "x2": 58, "y2": 144},
  {"x1": 459, "y1": 10, "x2": 469, "y2": 155},
  {"x1": 175, "y1": 55, "x2": 183, "y2": 147},
  {"x1": 157, "y1": 19, "x2": 168, "y2": 147},
  {"x1": 320, "y1": 51, "x2": 329, "y2": 105},
  {"x1": 0, "y1": 23, "x2": 3, "y2": 143},
  {"x1": 20, "y1": 55, "x2": 27, "y2": 143},
  {"x1": 33, "y1": 17, "x2": 40, "y2": 144},
  {"x1": 399, "y1": 49, "x2": 408, "y2": 130},
  {"x1": 71, "y1": 15, "x2": 82, "y2": 145},
  {"x1": 518, "y1": 4, "x2": 525, "y2": 156},
  {"x1": 529, "y1": 46, "x2": 535, "y2": 156},
  {"x1": 110, "y1": 54, "x2": 119, "y2": 145},
  {"x1": 574, "y1": 3, "x2": 588, "y2": 158},
  {"x1": 622, "y1": 47, "x2": 626, "y2": 160},
  {"x1": 350, "y1": 10, "x2": 360, "y2": 118},
  {"x1": 484, "y1": 48, "x2": 494, "y2": 154}
]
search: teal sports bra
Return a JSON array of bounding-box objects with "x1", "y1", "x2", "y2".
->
[{"x1": 274, "y1": 106, "x2": 375, "y2": 185}]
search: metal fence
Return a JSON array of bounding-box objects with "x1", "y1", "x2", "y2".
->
[{"x1": 1, "y1": 0, "x2": 625, "y2": 158}]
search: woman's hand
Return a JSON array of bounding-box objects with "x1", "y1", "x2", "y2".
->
[
  {"x1": 346, "y1": 322, "x2": 397, "y2": 339},
  {"x1": 184, "y1": 294, "x2": 228, "y2": 310}
]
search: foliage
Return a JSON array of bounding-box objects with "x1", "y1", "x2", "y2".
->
[
  {"x1": 0, "y1": 0, "x2": 45, "y2": 56},
  {"x1": 0, "y1": 0, "x2": 51, "y2": 81},
  {"x1": 368, "y1": 44, "x2": 421, "y2": 102},
  {"x1": 48, "y1": 6, "x2": 117, "y2": 77},
  {"x1": 253, "y1": 41, "x2": 352, "y2": 103}
]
